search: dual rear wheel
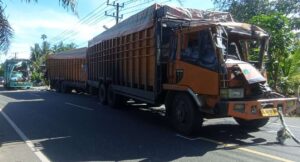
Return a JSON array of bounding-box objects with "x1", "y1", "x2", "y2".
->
[{"x1": 98, "y1": 83, "x2": 127, "y2": 108}]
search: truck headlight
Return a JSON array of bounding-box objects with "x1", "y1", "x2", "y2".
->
[{"x1": 221, "y1": 88, "x2": 244, "y2": 99}]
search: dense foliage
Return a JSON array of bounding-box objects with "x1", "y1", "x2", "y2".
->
[{"x1": 30, "y1": 34, "x2": 77, "y2": 85}]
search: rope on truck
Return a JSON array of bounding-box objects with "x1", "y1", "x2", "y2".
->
[{"x1": 276, "y1": 86, "x2": 300, "y2": 145}]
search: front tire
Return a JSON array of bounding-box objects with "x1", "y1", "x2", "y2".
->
[
  {"x1": 234, "y1": 118, "x2": 269, "y2": 129},
  {"x1": 170, "y1": 93, "x2": 203, "y2": 135}
]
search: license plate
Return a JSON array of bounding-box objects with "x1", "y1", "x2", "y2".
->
[{"x1": 260, "y1": 108, "x2": 278, "y2": 117}]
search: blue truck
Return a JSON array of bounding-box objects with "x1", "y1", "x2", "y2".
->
[{"x1": 3, "y1": 59, "x2": 33, "y2": 89}]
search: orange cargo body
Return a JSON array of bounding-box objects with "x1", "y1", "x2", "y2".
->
[
  {"x1": 46, "y1": 47, "x2": 87, "y2": 92},
  {"x1": 87, "y1": 27, "x2": 155, "y2": 90}
]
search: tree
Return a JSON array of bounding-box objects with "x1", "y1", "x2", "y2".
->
[
  {"x1": 30, "y1": 35, "x2": 77, "y2": 84},
  {"x1": 213, "y1": 0, "x2": 300, "y2": 29},
  {"x1": 0, "y1": 63, "x2": 4, "y2": 76},
  {"x1": 250, "y1": 13, "x2": 295, "y2": 93},
  {"x1": 286, "y1": 41, "x2": 300, "y2": 93},
  {"x1": 0, "y1": 0, "x2": 77, "y2": 53},
  {"x1": 52, "y1": 41, "x2": 77, "y2": 53},
  {"x1": 30, "y1": 43, "x2": 42, "y2": 62},
  {"x1": 41, "y1": 34, "x2": 47, "y2": 41},
  {"x1": 213, "y1": 0, "x2": 270, "y2": 22},
  {"x1": 0, "y1": 2, "x2": 13, "y2": 53}
]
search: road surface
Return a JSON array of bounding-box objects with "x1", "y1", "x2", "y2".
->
[{"x1": 0, "y1": 86, "x2": 299, "y2": 162}]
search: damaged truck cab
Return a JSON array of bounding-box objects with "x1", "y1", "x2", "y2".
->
[{"x1": 164, "y1": 17, "x2": 297, "y2": 133}]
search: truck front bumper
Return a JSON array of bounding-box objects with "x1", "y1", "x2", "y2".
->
[{"x1": 224, "y1": 98, "x2": 297, "y2": 120}]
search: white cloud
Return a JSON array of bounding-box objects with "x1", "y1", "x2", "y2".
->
[{"x1": 6, "y1": 7, "x2": 107, "y2": 59}]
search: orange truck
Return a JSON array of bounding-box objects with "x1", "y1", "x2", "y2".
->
[
  {"x1": 49, "y1": 4, "x2": 297, "y2": 134},
  {"x1": 46, "y1": 47, "x2": 88, "y2": 93}
]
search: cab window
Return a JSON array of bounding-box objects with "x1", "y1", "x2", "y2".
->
[{"x1": 181, "y1": 29, "x2": 217, "y2": 71}]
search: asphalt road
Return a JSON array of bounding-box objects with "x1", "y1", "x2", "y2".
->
[{"x1": 0, "y1": 86, "x2": 300, "y2": 162}]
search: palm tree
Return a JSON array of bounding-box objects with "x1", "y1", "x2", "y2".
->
[
  {"x1": 0, "y1": 2, "x2": 13, "y2": 53},
  {"x1": 41, "y1": 34, "x2": 47, "y2": 41},
  {"x1": 0, "y1": 0, "x2": 77, "y2": 53}
]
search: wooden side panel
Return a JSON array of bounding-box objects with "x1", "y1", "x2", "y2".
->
[
  {"x1": 46, "y1": 57, "x2": 87, "y2": 82},
  {"x1": 87, "y1": 26, "x2": 156, "y2": 92}
]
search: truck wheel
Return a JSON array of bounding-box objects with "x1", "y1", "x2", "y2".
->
[
  {"x1": 49, "y1": 80, "x2": 55, "y2": 89},
  {"x1": 98, "y1": 84, "x2": 107, "y2": 105},
  {"x1": 61, "y1": 83, "x2": 67, "y2": 93},
  {"x1": 55, "y1": 82, "x2": 61, "y2": 93},
  {"x1": 234, "y1": 118, "x2": 269, "y2": 129},
  {"x1": 61, "y1": 83, "x2": 71, "y2": 93},
  {"x1": 88, "y1": 86, "x2": 97, "y2": 95},
  {"x1": 107, "y1": 84, "x2": 125, "y2": 108},
  {"x1": 170, "y1": 93, "x2": 203, "y2": 135}
]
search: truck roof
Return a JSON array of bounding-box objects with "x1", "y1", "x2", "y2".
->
[
  {"x1": 5, "y1": 59, "x2": 30, "y2": 63},
  {"x1": 89, "y1": 3, "x2": 234, "y2": 47},
  {"x1": 48, "y1": 47, "x2": 87, "y2": 59}
]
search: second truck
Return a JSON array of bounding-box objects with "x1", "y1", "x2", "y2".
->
[
  {"x1": 47, "y1": 4, "x2": 297, "y2": 134},
  {"x1": 3, "y1": 59, "x2": 33, "y2": 89}
]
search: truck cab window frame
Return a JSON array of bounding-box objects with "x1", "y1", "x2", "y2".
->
[{"x1": 180, "y1": 28, "x2": 218, "y2": 71}]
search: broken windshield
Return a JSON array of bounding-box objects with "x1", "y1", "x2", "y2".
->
[{"x1": 216, "y1": 24, "x2": 269, "y2": 69}]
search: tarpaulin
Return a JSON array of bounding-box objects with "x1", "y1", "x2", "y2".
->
[
  {"x1": 88, "y1": 3, "x2": 234, "y2": 47},
  {"x1": 48, "y1": 47, "x2": 87, "y2": 59}
]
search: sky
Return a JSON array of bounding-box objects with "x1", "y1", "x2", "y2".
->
[{"x1": 1, "y1": 0, "x2": 214, "y2": 62}]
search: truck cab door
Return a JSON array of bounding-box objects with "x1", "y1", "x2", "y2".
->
[{"x1": 174, "y1": 27, "x2": 219, "y2": 96}]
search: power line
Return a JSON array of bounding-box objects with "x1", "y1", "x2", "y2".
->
[
  {"x1": 50, "y1": 1, "x2": 107, "y2": 40},
  {"x1": 51, "y1": 0, "x2": 177, "y2": 46},
  {"x1": 51, "y1": 0, "x2": 159, "y2": 43},
  {"x1": 57, "y1": 15, "x2": 111, "y2": 44},
  {"x1": 49, "y1": 1, "x2": 109, "y2": 43},
  {"x1": 51, "y1": 13, "x2": 108, "y2": 44},
  {"x1": 60, "y1": 0, "x2": 170, "y2": 43},
  {"x1": 105, "y1": 0, "x2": 124, "y2": 24}
]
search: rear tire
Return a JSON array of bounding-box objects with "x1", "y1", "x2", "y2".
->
[
  {"x1": 49, "y1": 80, "x2": 55, "y2": 89},
  {"x1": 61, "y1": 83, "x2": 71, "y2": 93},
  {"x1": 61, "y1": 83, "x2": 67, "y2": 93},
  {"x1": 98, "y1": 83, "x2": 107, "y2": 105},
  {"x1": 55, "y1": 82, "x2": 61, "y2": 93},
  {"x1": 88, "y1": 86, "x2": 97, "y2": 95},
  {"x1": 107, "y1": 84, "x2": 126, "y2": 108},
  {"x1": 234, "y1": 118, "x2": 269, "y2": 129},
  {"x1": 170, "y1": 93, "x2": 203, "y2": 135}
]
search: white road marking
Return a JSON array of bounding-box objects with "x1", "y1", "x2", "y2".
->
[
  {"x1": 65, "y1": 102, "x2": 94, "y2": 111},
  {"x1": 0, "y1": 109, "x2": 51, "y2": 162},
  {"x1": 272, "y1": 123, "x2": 300, "y2": 129},
  {"x1": 176, "y1": 134, "x2": 294, "y2": 162},
  {"x1": 266, "y1": 130, "x2": 277, "y2": 133}
]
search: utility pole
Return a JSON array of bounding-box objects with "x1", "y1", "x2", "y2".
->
[{"x1": 105, "y1": 0, "x2": 124, "y2": 24}]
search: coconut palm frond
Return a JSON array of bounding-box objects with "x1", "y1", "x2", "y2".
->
[{"x1": 0, "y1": 4, "x2": 13, "y2": 53}]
